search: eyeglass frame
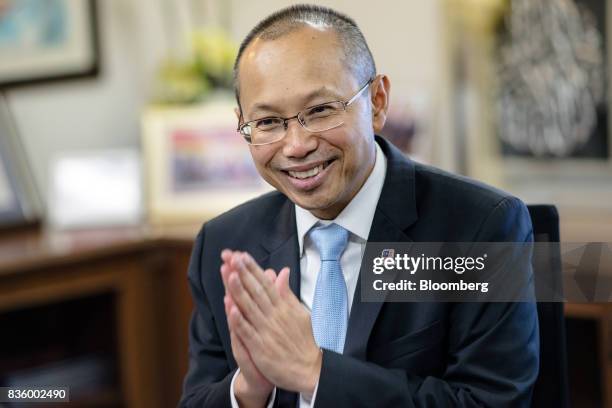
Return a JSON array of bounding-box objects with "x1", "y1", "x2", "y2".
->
[{"x1": 236, "y1": 77, "x2": 375, "y2": 146}]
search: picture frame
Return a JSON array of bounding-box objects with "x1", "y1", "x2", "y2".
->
[
  {"x1": 47, "y1": 149, "x2": 143, "y2": 230},
  {"x1": 0, "y1": 94, "x2": 41, "y2": 230},
  {"x1": 0, "y1": 0, "x2": 100, "y2": 87},
  {"x1": 142, "y1": 97, "x2": 271, "y2": 225},
  {"x1": 446, "y1": 0, "x2": 612, "y2": 211},
  {"x1": 494, "y1": 0, "x2": 612, "y2": 211}
]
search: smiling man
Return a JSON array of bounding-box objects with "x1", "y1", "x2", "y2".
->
[{"x1": 180, "y1": 5, "x2": 539, "y2": 408}]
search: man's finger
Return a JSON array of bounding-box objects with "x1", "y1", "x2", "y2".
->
[
  {"x1": 224, "y1": 294, "x2": 236, "y2": 317},
  {"x1": 228, "y1": 272, "x2": 266, "y2": 326},
  {"x1": 220, "y1": 263, "x2": 232, "y2": 291},
  {"x1": 264, "y1": 269, "x2": 277, "y2": 284},
  {"x1": 231, "y1": 329, "x2": 249, "y2": 362},
  {"x1": 234, "y1": 254, "x2": 275, "y2": 313},
  {"x1": 220, "y1": 249, "x2": 239, "y2": 291},
  {"x1": 229, "y1": 304, "x2": 261, "y2": 353},
  {"x1": 276, "y1": 267, "x2": 292, "y2": 299},
  {"x1": 221, "y1": 248, "x2": 234, "y2": 264},
  {"x1": 241, "y1": 253, "x2": 280, "y2": 305}
]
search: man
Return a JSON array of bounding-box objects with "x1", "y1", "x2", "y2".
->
[{"x1": 180, "y1": 5, "x2": 539, "y2": 408}]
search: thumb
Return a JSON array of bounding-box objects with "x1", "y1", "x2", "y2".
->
[{"x1": 275, "y1": 267, "x2": 291, "y2": 297}]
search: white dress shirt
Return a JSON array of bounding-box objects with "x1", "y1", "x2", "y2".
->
[{"x1": 231, "y1": 141, "x2": 387, "y2": 407}]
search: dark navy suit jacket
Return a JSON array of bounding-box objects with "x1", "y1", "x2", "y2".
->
[{"x1": 179, "y1": 136, "x2": 539, "y2": 407}]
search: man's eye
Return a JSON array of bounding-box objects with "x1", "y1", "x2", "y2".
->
[
  {"x1": 306, "y1": 104, "x2": 336, "y2": 117},
  {"x1": 255, "y1": 118, "x2": 282, "y2": 129}
]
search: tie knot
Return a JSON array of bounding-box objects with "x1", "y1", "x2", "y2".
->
[{"x1": 309, "y1": 223, "x2": 349, "y2": 261}]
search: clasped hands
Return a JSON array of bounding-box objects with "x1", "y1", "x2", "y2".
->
[{"x1": 220, "y1": 250, "x2": 322, "y2": 408}]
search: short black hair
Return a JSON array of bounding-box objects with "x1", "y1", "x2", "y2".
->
[{"x1": 233, "y1": 4, "x2": 376, "y2": 111}]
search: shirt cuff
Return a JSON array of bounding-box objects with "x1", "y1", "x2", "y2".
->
[
  {"x1": 230, "y1": 368, "x2": 276, "y2": 408},
  {"x1": 299, "y1": 378, "x2": 320, "y2": 408}
]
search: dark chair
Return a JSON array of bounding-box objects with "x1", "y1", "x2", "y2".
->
[{"x1": 527, "y1": 205, "x2": 570, "y2": 408}]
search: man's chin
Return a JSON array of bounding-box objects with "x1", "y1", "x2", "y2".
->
[
  {"x1": 290, "y1": 194, "x2": 347, "y2": 219},
  {"x1": 289, "y1": 192, "x2": 333, "y2": 211},
  {"x1": 276, "y1": 179, "x2": 342, "y2": 216}
]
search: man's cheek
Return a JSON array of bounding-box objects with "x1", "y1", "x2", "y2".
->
[
  {"x1": 259, "y1": 168, "x2": 281, "y2": 189},
  {"x1": 249, "y1": 146, "x2": 275, "y2": 166},
  {"x1": 249, "y1": 151, "x2": 272, "y2": 175}
]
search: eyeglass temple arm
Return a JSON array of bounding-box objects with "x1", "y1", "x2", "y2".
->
[
  {"x1": 345, "y1": 77, "x2": 375, "y2": 107},
  {"x1": 237, "y1": 109, "x2": 244, "y2": 132}
]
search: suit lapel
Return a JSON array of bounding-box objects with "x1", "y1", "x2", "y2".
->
[
  {"x1": 264, "y1": 237, "x2": 301, "y2": 295},
  {"x1": 344, "y1": 136, "x2": 419, "y2": 359},
  {"x1": 256, "y1": 197, "x2": 301, "y2": 297}
]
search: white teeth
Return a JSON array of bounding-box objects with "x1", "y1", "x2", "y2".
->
[{"x1": 288, "y1": 164, "x2": 325, "y2": 179}]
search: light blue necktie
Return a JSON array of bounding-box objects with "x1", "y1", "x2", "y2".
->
[{"x1": 309, "y1": 223, "x2": 350, "y2": 354}]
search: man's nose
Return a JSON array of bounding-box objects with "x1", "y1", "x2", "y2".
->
[{"x1": 281, "y1": 119, "x2": 318, "y2": 158}]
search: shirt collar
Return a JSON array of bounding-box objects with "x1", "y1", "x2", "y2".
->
[{"x1": 295, "y1": 141, "x2": 387, "y2": 255}]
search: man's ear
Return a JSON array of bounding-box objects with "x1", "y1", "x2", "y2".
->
[{"x1": 371, "y1": 74, "x2": 391, "y2": 133}]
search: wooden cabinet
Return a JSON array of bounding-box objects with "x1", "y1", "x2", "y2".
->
[
  {"x1": 565, "y1": 303, "x2": 612, "y2": 408},
  {"x1": 0, "y1": 227, "x2": 195, "y2": 408},
  {"x1": 561, "y1": 208, "x2": 612, "y2": 408}
]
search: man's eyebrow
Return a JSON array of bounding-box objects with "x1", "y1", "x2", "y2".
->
[
  {"x1": 248, "y1": 86, "x2": 343, "y2": 118},
  {"x1": 302, "y1": 86, "x2": 342, "y2": 103},
  {"x1": 249, "y1": 103, "x2": 281, "y2": 117}
]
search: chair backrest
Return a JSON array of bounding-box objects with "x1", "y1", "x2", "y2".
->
[{"x1": 527, "y1": 205, "x2": 570, "y2": 408}]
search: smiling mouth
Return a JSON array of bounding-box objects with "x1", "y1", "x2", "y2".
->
[{"x1": 284, "y1": 160, "x2": 334, "y2": 180}]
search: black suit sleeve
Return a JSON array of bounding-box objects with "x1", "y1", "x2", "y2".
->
[
  {"x1": 179, "y1": 226, "x2": 235, "y2": 408},
  {"x1": 314, "y1": 197, "x2": 540, "y2": 408}
]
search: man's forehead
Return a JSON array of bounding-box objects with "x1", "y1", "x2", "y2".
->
[{"x1": 240, "y1": 26, "x2": 345, "y2": 71}]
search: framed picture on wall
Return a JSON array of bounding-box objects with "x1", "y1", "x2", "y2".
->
[
  {"x1": 447, "y1": 0, "x2": 612, "y2": 210},
  {"x1": 0, "y1": 0, "x2": 100, "y2": 87},
  {"x1": 142, "y1": 98, "x2": 270, "y2": 225},
  {"x1": 0, "y1": 95, "x2": 41, "y2": 230},
  {"x1": 495, "y1": 0, "x2": 609, "y2": 161},
  {"x1": 492, "y1": 0, "x2": 612, "y2": 208}
]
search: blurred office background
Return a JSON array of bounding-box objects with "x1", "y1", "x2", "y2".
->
[{"x1": 0, "y1": 0, "x2": 611, "y2": 407}]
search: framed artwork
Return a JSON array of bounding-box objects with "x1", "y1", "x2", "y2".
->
[
  {"x1": 493, "y1": 0, "x2": 612, "y2": 209},
  {"x1": 142, "y1": 98, "x2": 270, "y2": 225},
  {"x1": 0, "y1": 94, "x2": 41, "y2": 229},
  {"x1": 447, "y1": 0, "x2": 612, "y2": 210},
  {"x1": 495, "y1": 0, "x2": 609, "y2": 160},
  {"x1": 0, "y1": 0, "x2": 100, "y2": 87}
]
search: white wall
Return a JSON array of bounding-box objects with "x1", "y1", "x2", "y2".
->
[{"x1": 5, "y1": 0, "x2": 450, "y2": 202}]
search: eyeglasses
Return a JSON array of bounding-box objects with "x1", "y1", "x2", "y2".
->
[{"x1": 237, "y1": 78, "x2": 374, "y2": 146}]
